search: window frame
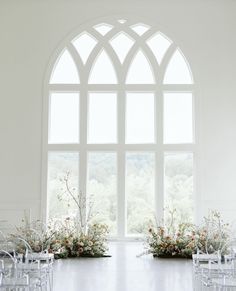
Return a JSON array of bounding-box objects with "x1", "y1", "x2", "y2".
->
[{"x1": 41, "y1": 16, "x2": 197, "y2": 239}]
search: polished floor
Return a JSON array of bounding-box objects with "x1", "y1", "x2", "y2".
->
[{"x1": 53, "y1": 242, "x2": 193, "y2": 291}]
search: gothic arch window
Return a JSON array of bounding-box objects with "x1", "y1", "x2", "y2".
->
[{"x1": 44, "y1": 18, "x2": 195, "y2": 238}]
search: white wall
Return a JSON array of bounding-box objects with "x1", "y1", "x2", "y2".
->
[{"x1": 0, "y1": 0, "x2": 236, "y2": 227}]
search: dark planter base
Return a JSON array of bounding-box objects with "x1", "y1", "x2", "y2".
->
[
  {"x1": 154, "y1": 254, "x2": 192, "y2": 259},
  {"x1": 79, "y1": 254, "x2": 112, "y2": 258},
  {"x1": 55, "y1": 253, "x2": 111, "y2": 259}
]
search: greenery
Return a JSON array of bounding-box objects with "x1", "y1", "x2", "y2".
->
[
  {"x1": 48, "y1": 152, "x2": 166, "y2": 235},
  {"x1": 164, "y1": 153, "x2": 194, "y2": 227}
]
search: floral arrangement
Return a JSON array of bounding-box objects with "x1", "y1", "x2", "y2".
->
[
  {"x1": 49, "y1": 220, "x2": 109, "y2": 258},
  {"x1": 10, "y1": 217, "x2": 109, "y2": 258},
  {"x1": 143, "y1": 209, "x2": 231, "y2": 258},
  {"x1": 9, "y1": 219, "x2": 56, "y2": 254},
  {"x1": 10, "y1": 172, "x2": 110, "y2": 258},
  {"x1": 147, "y1": 222, "x2": 195, "y2": 258}
]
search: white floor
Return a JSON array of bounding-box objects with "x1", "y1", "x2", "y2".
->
[{"x1": 53, "y1": 242, "x2": 193, "y2": 291}]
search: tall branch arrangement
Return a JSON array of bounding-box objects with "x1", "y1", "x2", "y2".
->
[
  {"x1": 9, "y1": 171, "x2": 109, "y2": 258},
  {"x1": 57, "y1": 171, "x2": 97, "y2": 234}
]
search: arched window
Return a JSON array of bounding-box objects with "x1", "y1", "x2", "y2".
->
[{"x1": 44, "y1": 18, "x2": 195, "y2": 238}]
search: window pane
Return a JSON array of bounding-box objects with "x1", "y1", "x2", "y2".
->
[
  {"x1": 164, "y1": 93, "x2": 193, "y2": 144},
  {"x1": 164, "y1": 153, "x2": 193, "y2": 226},
  {"x1": 126, "y1": 152, "x2": 155, "y2": 235},
  {"x1": 88, "y1": 93, "x2": 117, "y2": 143},
  {"x1": 147, "y1": 32, "x2": 172, "y2": 65},
  {"x1": 93, "y1": 23, "x2": 113, "y2": 35},
  {"x1": 110, "y1": 32, "x2": 134, "y2": 64},
  {"x1": 126, "y1": 93, "x2": 155, "y2": 143},
  {"x1": 164, "y1": 49, "x2": 193, "y2": 84},
  {"x1": 47, "y1": 152, "x2": 79, "y2": 219},
  {"x1": 89, "y1": 50, "x2": 117, "y2": 84},
  {"x1": 130, "y1": 23, "x2": 150, "y2": 35},
  {"x1": 126, "y1": 50, "x2": 155, "y2": 84},
  {"x1": 87, "y1": 152, "x2": 117, "y2": 234},
  {"x1": 49, "y1": 93, "x2": 79, "y2": 144},
  {"x1": 50, "y1": 49, "x2": 80, "y2": 84},
  {"x1": 72, "y1": 33, "x2": 97, "y2": 64}
]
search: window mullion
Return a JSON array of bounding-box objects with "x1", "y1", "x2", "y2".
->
[
  {"x1": 79, "y1": 85, "x2": 88, "y2": 226},
  {"x1": 156, "y1": 86, "x2": 164, "y2": 222},
  {"x1": 117, "y1": 89, "x2": 126, "y2": 237}
]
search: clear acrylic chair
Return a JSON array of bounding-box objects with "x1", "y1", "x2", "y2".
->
[
  {"x1": 193, "y1": 249, "x2": 236, "y2": 291},
  {"x1": 14, "y1": 237, "x2": 54, "y2": 291},
  {"x1": 0, "y1": 249, "x2": 40, "y2": 290},
  {"x1": 1, "y1": 235, "x2": 54, "y2": 291}
]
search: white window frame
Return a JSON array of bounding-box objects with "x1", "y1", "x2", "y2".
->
[{"x1": 41, "y1": 16, "x2": 197, "y2": 239}]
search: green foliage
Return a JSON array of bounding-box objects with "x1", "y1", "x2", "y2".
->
[{"x1": 164, "y1": 153, "x2": 194, "y2": 227}]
